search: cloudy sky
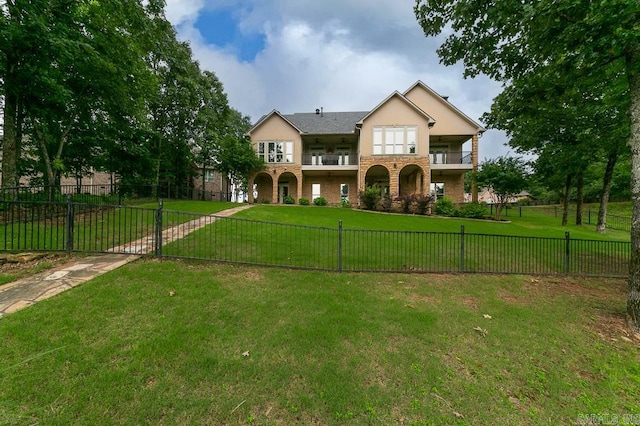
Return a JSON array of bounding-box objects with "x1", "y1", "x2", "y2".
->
[{"x1": 164, "y1": 0, "x2": 509, "y2": 159}]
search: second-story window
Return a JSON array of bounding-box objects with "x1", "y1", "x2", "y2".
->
[
  {"x1": 258, "y1": 141, "x2": 293, "y2": 163},
  {"x1": 204, "y1": 170, "x2": 215, "y2": 183},
  {"x1": 372, "y1": 126, "x2": 417, "y2": 155}
]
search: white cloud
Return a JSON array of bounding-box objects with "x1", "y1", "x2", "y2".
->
[
  {"x1": 165, "y1": 0, "x2": 510, "y2": 160},
  {"x1": 164, "y1": 0, "x2": 206, "y2": 26}
]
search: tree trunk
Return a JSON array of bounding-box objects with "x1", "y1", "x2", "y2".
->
[
  {"x1": 35, "y1": 131, "x2": 57, "y2": 201},
  {"x1": 626, "y1": 42, "x2": 640, "y2": 334},
  {"x1": 201, "y1": 165, "x2": 206, "y2": 201},
  {"x1": 561, "y1": 174, "x2": 572, "y2": 226},
  {"x1": 1, "y1": 90, "x2": 20, "y2": 190},
  {"x1": 495, "y1": 199, "x2": 504, "y2": 221},
  {"x1": 575, "y1": 169, "x2": 584, "y2": 225},
  {"x1": 597, "y1": 148, "x2": 618, "y2": 233}
]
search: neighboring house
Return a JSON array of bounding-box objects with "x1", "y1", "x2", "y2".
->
[
  {"x1": 192, "y1": 165, "x2": 232, "y2": 201},
  {"x1": 0, "y1": 152, "x2": 230, "y2": 200},
  {"x1": 476, "y1": 187, "x2": 534, "y2": 205},
  {"x1": 247, "y1": 81, "x2": 485, "y2": 206}
]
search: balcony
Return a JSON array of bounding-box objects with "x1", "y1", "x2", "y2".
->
[
  {"x1": 302, "y1": 152, "x2": 358, "y2": 166},
  {"x1": 430, "y1": 151, "x2": 473, "y2": 170}
]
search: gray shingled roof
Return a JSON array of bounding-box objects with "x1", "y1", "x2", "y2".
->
[{"x1": 283, "y1": 111, "x2": 369, "y2": 134}]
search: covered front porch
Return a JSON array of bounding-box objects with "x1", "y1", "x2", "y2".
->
[
  {"x1": 360, "y1": 159, "x2": 430, "y2": 202},
  {"x1": 250, "y1": 170, "x2": 302, "y2": 204}
]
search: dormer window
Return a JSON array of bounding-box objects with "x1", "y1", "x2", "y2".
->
[{"x1": 372, "y1": 126, "x2": 417, "y2": 155}]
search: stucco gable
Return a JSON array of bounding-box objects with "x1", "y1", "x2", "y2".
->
[
  {"x1": 356, "y1": 91, "x2": 435, "y2": 127},
  {"x1": 404, "y1": 81, "x2": 485, "y2": 134},
  {"x1": 247, "y1": 110, "x2": 303, "y2": 135}
]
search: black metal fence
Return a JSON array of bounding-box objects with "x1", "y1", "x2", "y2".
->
[
  {"x1": 488, "y1": 204, "x2": 632, "y2": 232},
  {"x1": 0, "y1": 184, "x2": 233, "y2": 204},
  {"x1": 0, "y1": 199, "x2": 630, "y2": 277}
]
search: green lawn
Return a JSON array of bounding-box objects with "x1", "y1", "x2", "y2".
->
[
  {"x1": 0, "y1": 260, "x2": 637, "y2": 425},
  {"x1": 233, "y1": 205, "x2": 630, "y2": 241},
  {"x1": 156, "y1": 205, "x2": 630, "y2": 275},
  {"x1": 136, "y1": 200, "x2": 239, "y2": 214},
  {"x1": 0, "y1": 201, "x2": 242, "y2": 252}
]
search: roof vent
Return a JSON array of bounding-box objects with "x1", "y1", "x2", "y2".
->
[{"x1": 315, "y1": 108, "x2": 320, "y2": 115}]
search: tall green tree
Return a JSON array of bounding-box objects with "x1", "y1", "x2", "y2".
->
[
  {"x1": 484, "y1": 58, "x2": 630, "y2": 230},
  {"x1": 415, "y1": 0, "x2": 640, "y2": 333},
  {"x1": 475, "y1": 156, "x2": 529, "y2": 221},
  {"x1": 1, "y1": 0, "x2": 159, "y2": 194},
  {"x1": 1, "y1": 0, "x2": 51, "y2": 188},
  {"x1": 146, "y1": 35, "x2": 203, "y2": 193},
  {"x1": 214, "y1": 109, "x2": 263, "y2": 200},
  {"x1": 193, "y1": 71, "x2": 231, "y2": 199}
]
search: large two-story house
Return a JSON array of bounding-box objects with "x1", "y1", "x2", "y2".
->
[{"x1": 247, "y1": 81, "x2": 485, "y2": 206}]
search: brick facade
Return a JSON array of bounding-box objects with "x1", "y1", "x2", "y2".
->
[
  {"x1": 359, "y1": 156, "x2": 430, "y2": 198},
  {"x1": 248, "y1": 81, "x2": 484, "y2": 207},
  {"x1": 302, "y1": 175, "x2": 357, "y2": 205}
]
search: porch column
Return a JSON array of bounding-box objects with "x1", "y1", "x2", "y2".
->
[
  {"x1": 248, "y1": 175, "x2": 255, "y2": 203},
  {"x1": 357, "y1": 161, "x2": 367, "y2": 207},
  {"x1": 272, "y1": 173, "x2": 279, "y2": 204},
  {"x1": 472, "y1": 134, "x2": 479, "y2": 203},
  {"x1": 297, "y1": 173, "x2": 303, "y2": 202},
  {"x1": 389, "y1": 171, "x2": 399, "y2": 199}
]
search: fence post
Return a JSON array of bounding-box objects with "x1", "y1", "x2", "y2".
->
[
  {"x1": 460, "y1": 225, "x2": 465, "y2": 273},
  {"x1": 338, "y1": 220, "x2": 343, "y2": 273},
  {"x1": 65, "y1": 194, "x2": 74, "y2": 253},
  {"x1": 564, "y1": 231, "x2": 570, "y2": 274},
  {"x1": 155, "y1": 199, "x2": 163, "y2": 257}
]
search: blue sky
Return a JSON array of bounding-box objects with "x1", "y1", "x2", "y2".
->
[
  {"x1": 164, "y1": 1, "x2": 508, "y2": 159},
  {"x1": 194, "y1": 8, "x2": 265, "y2": 62}
]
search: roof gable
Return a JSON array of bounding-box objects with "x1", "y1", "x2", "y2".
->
[
  {"x1": 357, "y1": 91, "x2": 435, "y2": 127},
  {"x1": 248, "y1": 110, "x2": 303, "y2": 135},
  {"x1": 404, "y1": 81, "x2": 485, "y2": 132}
]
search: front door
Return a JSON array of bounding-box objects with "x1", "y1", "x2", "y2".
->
[{"x1": 278, "y1": 183, "x2": 290, "y2": 204}]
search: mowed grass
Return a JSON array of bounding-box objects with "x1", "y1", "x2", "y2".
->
[
  {"x1": 136, "y1": 200, "x2": 239, "y2": 214},
  {"x1": 0, "y1": 260, "x2": 637, "y2": 425},
  {"x1": 232, "y1": 205, "x2": 630, "y2": 241},
  {"x1": 0, "y1": 201, "x2": 241, "y2": 253}
]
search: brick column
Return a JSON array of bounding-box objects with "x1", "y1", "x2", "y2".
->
[
  {"x1": 248, "y1": 175, "x2": 255, "y2": 203},
  {"x1": 389, "y1": 171, "x2": 399, "y2": 198},
  {"x1": 472, "y1": 133, "x2": 479, "y2": 203},
  {"x1": 272, "y1": 173, "x2": 279, "y2": 204},
  {"x1": 297, "y1": 172, "x2": 303, "y2": 202}
]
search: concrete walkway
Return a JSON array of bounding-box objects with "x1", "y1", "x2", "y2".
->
[{"x1": 0, "y1": 204, "x2": 253, "y2": 318}]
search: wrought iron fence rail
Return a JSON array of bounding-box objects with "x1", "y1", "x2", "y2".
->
[
  {"x1": 0, "y1": 184, "x2": 233, "y2": 204},
  {"x1": 496, "y1": 205, "x2": 632, "y2": 233},
  {"x1": 0, "y1": 199, "x2": 630, "y2": 277}
]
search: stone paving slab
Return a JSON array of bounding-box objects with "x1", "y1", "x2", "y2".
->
[
  {"x1": 0, "y1": 253, "x2": 140, "y2": 318},
  {"x1": 0, "y1": 204, "x2": 254, "y2": 319}
]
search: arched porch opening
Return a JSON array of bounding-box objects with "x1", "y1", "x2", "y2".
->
[
  {"x1": 399, "y1": 164, "x2": 425, "y2": 196},
  {"x1": 253, "y1": 172, "x2": 274, "y2": 203},
  {"x1": 277, "y1": 172, "x2": 299, "y2": 204},
  {"x1": 364, "y1": 165, "x2": 390, "y2": 196}
]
